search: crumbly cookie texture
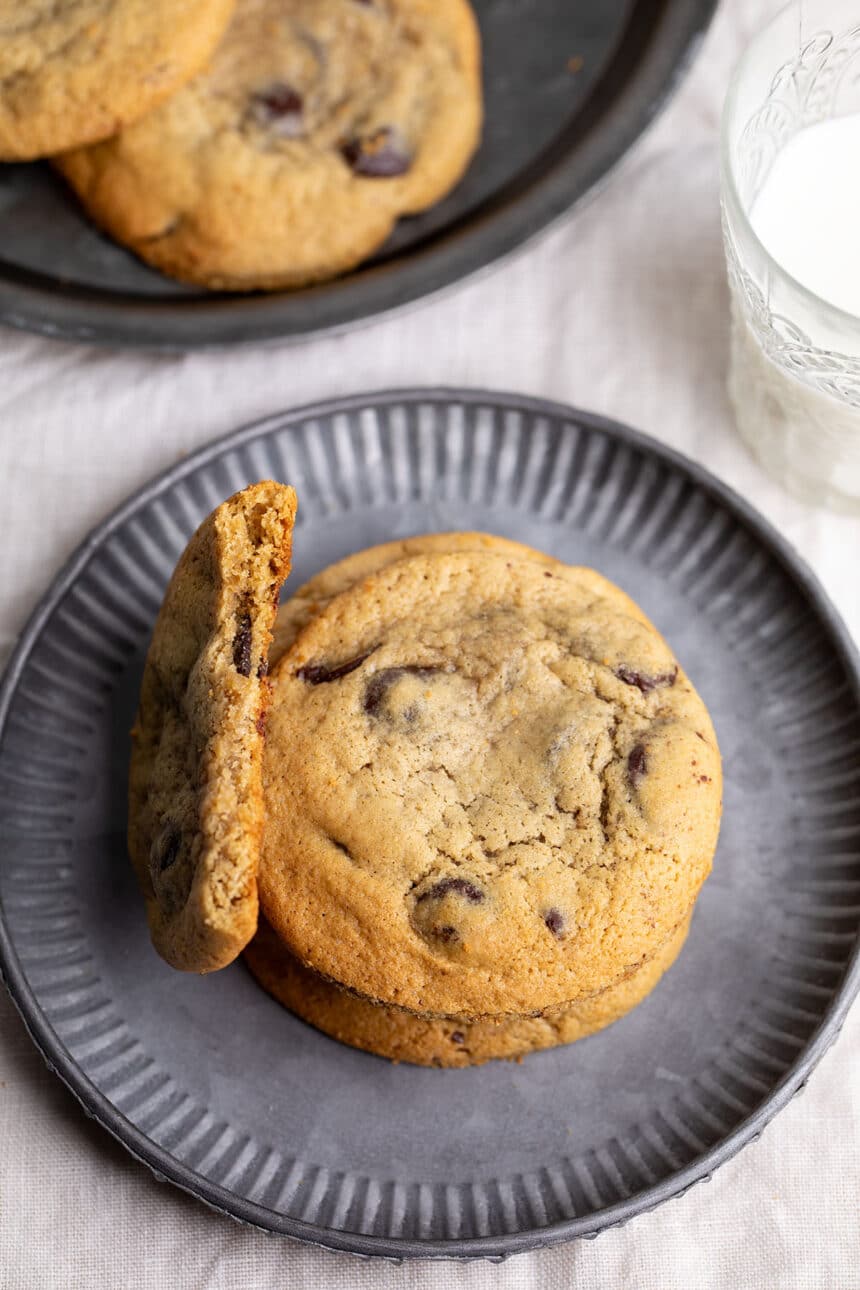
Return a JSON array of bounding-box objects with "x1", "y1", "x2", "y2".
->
[
  {"x1": 129, "y1": 480, "x2": 296, "y2": 973},
  {"x1": 260, "y1": 550, "x2": 722, "y2": 1018},
  {"x1": 0, "y1": 0, "x2": 236, "y2": 160},
  {"x1": 245, "y1": 914, "x2": 690, "y2": 1067},
  {"x1": 56, "y1": 0, "x2": 482, "y2": 290}
]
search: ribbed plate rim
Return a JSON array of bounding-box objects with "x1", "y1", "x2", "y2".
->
[{"x1": 0, "y1": 387, "x2": 858, "y2": 1261}]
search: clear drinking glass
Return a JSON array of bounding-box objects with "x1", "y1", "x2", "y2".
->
[{"x1": 721, "y1": 0, "x2": 860, "y2": 513}]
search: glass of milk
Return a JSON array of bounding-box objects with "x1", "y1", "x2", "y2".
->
[{"x1": 721, "y1": 0, "x2": 860, "y2": 512}]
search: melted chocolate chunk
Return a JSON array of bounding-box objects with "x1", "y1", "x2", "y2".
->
[
  {"x1": 151, "y1": 826, "x2": 181, "y2": 877},
  {"x1": 341, "y1": 127, "x2": 411, "y2": 177},
  {"x1": 615, "y1": 663, "x2": 678, "y2": 694},
  {"x1": 433, "y1": 924, "x2": 458, "y2": 944},
  {"x1": 233, "y1": 613, "x2": 253, "y2": 676},
  {"x1": 450, "y1": 1031, "x2": 465, "y2": 1045},
  {"x1": 419, "y1": 876, "x2": 484, "y2": 904},
  {"x1": 249, "y1": 83, "x2": 304, "y2": 136},
  {"x1": 363, "y1": 665, "x2": 440, "y2": 716},
  {"x1": 297, "y1": 650, "x2": 374, "y2": 685},
  {"x1": 544, "y1": 907, "x2": 565, "y2": 938},
  {"x1": 628, "y1": 743, "x2": 648, "y2": 787}
]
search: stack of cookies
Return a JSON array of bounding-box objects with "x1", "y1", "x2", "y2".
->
[
  {"x1": 3, "y1": 1, "x2": 482, "y2": 289},
  {"x1": 130, "y1": 484, "x2": 722, "y2": 1068}
]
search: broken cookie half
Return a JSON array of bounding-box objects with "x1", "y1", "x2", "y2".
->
[{"x1": 128, "y1": 480, "x2": 297, "y2": 972}]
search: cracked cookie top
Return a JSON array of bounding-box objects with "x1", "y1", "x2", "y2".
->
[
  {"x1": 260, "y1": 549, "x2": 721, "y2": 1017},
  {"x1": 269, "y1": 530, "x2": 561, "y2": 665}
]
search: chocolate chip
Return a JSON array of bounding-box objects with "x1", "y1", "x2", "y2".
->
[
  {"x1": 433, "y1": 924, "x2": 458, "y2": 943},
  {"x1": 233, "y1": 613, "x2": 252, "y2": 676},
  {"x1": 419, "y1": 876, "x2": 484, "y2": 904},
  {"x1": 615, "y1": 663, "x2": 678, "y2": 694},
  {"x1": 297, "y1": 650, "x2": 374, "y2": 685},
  {"x1": 249, "y1": 83, "x2": 304, "y2": 136},
  {"x1": 257, "y1": 658, "x2": 269, "y2": 679},
  {"x1": 544, "y1": 908, "x2": 565, "y2": 938},
  {"x1": 255, "y1": 711, "x2": 267, "y2": 737},
  {"x1": 628, "y1": 743, "x2": 648, "y2": 787},
  {"x1": 341, "y1": 127, "x2": 411, "y2": 177},
  {"x1": 150, "y1": 826, "x2": 181, "y2": 877},
  {"x1": 363, "y1": 665, "x2": 440, "y2": 716},
  {"x1": 450, "y1": 1031, "x2": 465, "y2": 1045}
]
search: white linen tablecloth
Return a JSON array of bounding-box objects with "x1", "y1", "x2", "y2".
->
[{"x1": 1, "y1": 1, "x2": 858, "y2": 1285}]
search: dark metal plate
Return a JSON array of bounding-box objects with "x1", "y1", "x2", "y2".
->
[
  {"x1": 1, "y1": 389, "x2": 858, "y2": 1259},
  {"x1": 0, "y1": 0, "x2": 716, "y2": 348}
]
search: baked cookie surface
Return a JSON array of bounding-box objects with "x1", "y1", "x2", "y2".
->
[
  {"x1": 260, "y1": 550, "x2": 722, "y2": 1017},
  {"x1": 129, "y1": 480, "x2": 296, "y2": 973},
  {"x1": 56, "y1": 0, "x2": 482, "y2": 290},
  {"x1": 270, "y1": 531, "x2": 560, "y2": 665},
  {"x1": 244, "y1": 915, "x2": 690, "y2": 1067},
  {"x1": 0, "y1": 0, "x2": 235, "y2": 160}
]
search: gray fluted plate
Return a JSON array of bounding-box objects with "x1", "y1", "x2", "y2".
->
[
  {"x1": 1, "y1": 389, "x2": 859, "y2": 1260},
  {"x1": 0, "y1": 0, "x2": 716, "y2": 349}
]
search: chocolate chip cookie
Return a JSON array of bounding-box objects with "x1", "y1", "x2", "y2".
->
[
  {"x1": 270, "y1": 531, "x2": 561, "y2": 665},
  {"x1": 56, "y1": 0, "x2": 482, "y2": 290},
  {"x1": 129, "y1": 480, "x2": 296, "y2": 973},
  {"x1": 245, "y1": 914, "x2": 691, "y2": 1066},
  {"x1": 260, "y1": 550, "x2": 721, "y2": 1018},
  {"x1": 0, "y1": 0, "x2": 235, "y2": 160}
]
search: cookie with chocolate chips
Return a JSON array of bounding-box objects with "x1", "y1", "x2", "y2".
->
[
  {"x1": 128, "y1": 480, "x2": 297, "y2": 972},
  {"x1": 0, "y1": 0, "x2": 235, "y2": 160},
  {"x1": 244, "y1": 913, "x2": 691, "y2": 1067},
  {"x1": 260, "y1": 549, "x2": 722, "y2": 1018},
  {"x1": 56, "y1": 0, "x2": 482, "y2": 290}
]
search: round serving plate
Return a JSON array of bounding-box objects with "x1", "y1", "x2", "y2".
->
[
  {"x1": 0, "y1": 0, "x2": 716, "y2": 350},
  {"x1": 1, "y1": 389, "x2": 858, "y2": 1259}
]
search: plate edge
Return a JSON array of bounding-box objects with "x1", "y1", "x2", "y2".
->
[{"x1": 1, "y1": 385, "x2": 858, "y2": 1259}]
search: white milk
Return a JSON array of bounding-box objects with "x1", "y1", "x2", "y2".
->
[
  {"x1": 751, "y1": 114, "x2": 860, "y2": 316},
  {"x1": 728, "y1": 114, "x2": 860, "y2": 510}
]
